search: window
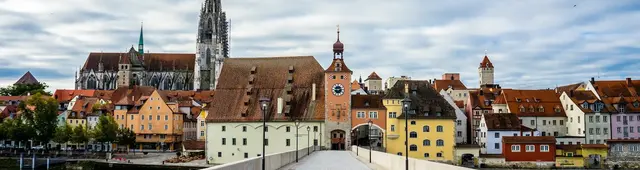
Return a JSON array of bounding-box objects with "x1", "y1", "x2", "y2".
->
[
  {"x1": 157, "y1": 115, "x2": 160, "y2": 120},
  {"x1": 130, "y1": 124, "x2": 133, "y2": 130},
  {"x1": 243, "y1": 126, "x2": 247, "y2": 132},
  {"x1": 530, "y1": 120, "x2": 535, "y2": 126},
  {"x1": 457, "y1": 120, "x2": 462, "y2": 125},
  {"x1": 578, "y1": 116, "x2": 580, "y2": 123},
  {"x1": 553, "y1": 120, "x2": 557, "y2": 125},
  {"x1": 218, "y1": 152, "x2": 222, "y2": 157},
  {"x1": 286, "y1": 126, "x2": 291, "y2": 132},
  {"x1": 578, "y1": 128, "x2": 581, "y2": 135},
  {"x1": 149, "y1": 115, "x2": 152, "y2": 120},
  {"x1": 409, "y1": 145, "x2": 417, "y2": 151},
  {"x1": 596, "y1": 128, "x2": 601, "y2": 134},
  {"x1": 411, "y1": 121, "x2": 416, "y2": 125},
  {"x1": 244, "y1": 153, "x2": 248, "y2": 158},
  {"x1": 423, "y1": 126, "x2": 429, "y2": 132},
  {"x1": 265, "y1": 126, "x2": 269, "y2": 132},
  {"x1": 560, "y1": 120, "x2": 564, "y2": 125},
  {"x1": 369, "y1": 111, "x2": 378, "y2": 119},
  {"x1": 165, "y1": 125, "x2": 168, "y2": 130},
  {"x1": 511, "y1": 145, "x2": 521, "y2": 152},
  {"x1": 543, "y1": 120, "x2": 546, "y2": 125},
  {"x1": 391, "y1": 125, "x2": 395, "y2": 131},
  {"x1": 200, "y1": 131, "x2": 204, "y2": 136},
  {"x1": 286, "y1": 139, "x2": 290, "y2": 146},
  {"x1": 437, "y1": 153, "x2": 442, "y2": 157},
  {"x1": 141, "y1": 125, "x2": 144, "y2": 130},
  {"x1": 389, "y1": 112, "x2": 397, "y2": 118},
  {"x1": 540, "y1": 145, "x2": 549, "y2": 152},
  {"x1": 423, "y1": 140, "x2": 430, "y2": 146},
  {"x1": 604, "y1": 128, "x2": 609, "y2": 134},
  {"x1": 589, "y1": 128, "x2": 594, "y2": 135},
  {"x1": 149, "y1": 124, "x2": 152, "y2": 130},
  {"x1": 141, "y1": 115, "x2": 144, "y2": 120},
  {"x1": 526, "y1": 145, "x2": 535, "y2": 152},
  {"x1": 222, "y1": 138, "x2": 226, "y2": 145},
  {"x1": 424, "y1": 153, "x2": 429, "y2": 158},
  {"x1": 457, "y1": 131, "x2": 462, "y2": 137},
  {"x1": 436, "y1": 139, "x2": 444, "y2": 146},
  {"x1": 494, "y1": 133, "x2": 499, "y2": 138},
  {"x1": 410, "y1": 132, "x2": 417, "y2": 138},
  {"x1": 617, "y1": 116, "x2": 621, "y2": 122},
  {"x1": 436, "y1": 126, "x2": 443, "y2": 132},
  {"x1": 590, "y1": 116, "x2": 593, "y2": 122},
  {"x1": 357, "y1": 112, "x2": 365, "y2": 118},
  {"x1": 314, "y1": 126, "x2": 318, "y2": 132},
  {"x1": 222, "y1": 126, "x2": 226, "y2": 131},
  {"x1": 264, "y1": 139, "x2": 269, "y2": 146},
  {"x1": 494, "y1": 143, "x2": 499, "y2": 149}
]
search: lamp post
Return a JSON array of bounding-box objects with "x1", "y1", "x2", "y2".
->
[
  {"x1": 368, "y1": 119, "x2": 373, "y2": 163},
  {"x1": 259, "y1": 97, "x2": 271, "y2": 170},
  {"x1": 355, "y1": 129, "x2": 359, "y2": 156},
  {"x1": 294, "y1": 119, "x2": 300, "y2": 162},
  {"x1": 307, "y1": 126, "x2": 310, "y2": 155},
  {"x1": 401, "y1": 96, "x2": 412, "y2": 170}
]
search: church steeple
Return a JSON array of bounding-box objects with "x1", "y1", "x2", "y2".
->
[{"x1": 138, "y1": 22, "x2": 144, "y2": 56}]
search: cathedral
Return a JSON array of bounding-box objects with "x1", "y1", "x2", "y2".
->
[{"x1": 75, "y1": 0, "x2": 229, "y2": 91}]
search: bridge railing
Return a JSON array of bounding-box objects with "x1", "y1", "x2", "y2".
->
[
  {"x1": 351, "y1": 146, "x2": 471, "y2": 170},
  {"x1": 203, "y1": 146, "x2": 319, "y2": 170}
]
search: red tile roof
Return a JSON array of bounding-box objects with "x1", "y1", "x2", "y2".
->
[
  {"x1": 366, "y1": 72, "x2": 382, "y2": 80},
  {"x1": 325, "y1": 58, "x2": 352, "y2": 73},
  {"x1": 351, "y1": 95, "x2": 386, "y2": 109},
  {"x1": 351, "y1": 80, "x2": 361, "y2": 91},
  {"x1": 502, "y1": 89, "x2": 565, "y2": 117},
  {"x1": 82, "y1": 52, "x2": 194, "y2": 72},
  {"x1": 433, "y1": 80, "x2": 467, "y2": 92},
  {"x1": 207, "y1": 56, "x2": 326, "y2": 122},
  {"x1": 454, "y1": 100, "x2": 465, "y2": 108},
  {"x1": 53, "y1": 90, "x2": 97, "y2": 103},
  {"x1": 479, "y1": 55, "x2": 494, "y2": 68},
  {"x1": 183, "y1": 140, "x2": 205, "y2": 150},
  {"x1": 503, "y1": 136, "x2": 556, "y2": 144}
]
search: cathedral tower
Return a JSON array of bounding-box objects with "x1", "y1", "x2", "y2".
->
[
  {"x1": 324, "y1": 26, "x2": 353, "y2": 150},
  {"x1": 194, "y1": 0, "x2": 230, "y2": 90},
  {"x1": 478, "y1": 55, "x2": 494, "y2": 86},
  {"x1": 117, "y1": 54, "x2": 132, "y2": 87}
]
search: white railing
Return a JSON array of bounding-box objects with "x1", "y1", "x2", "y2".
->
[
  {"x1": 351, "y1": 146, "x2": 472, "y2": 170},
  {"x1": 203, "y1": 146, "x2": 318, "y2": 170}
]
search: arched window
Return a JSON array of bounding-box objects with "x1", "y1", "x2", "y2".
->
[
  {"x1": 410, "y1": 144, "x2": 417, "y2": 151},
  {"x1": 436, "y1": 125, "x2": 443, "y2": 132},
  {"x1": 423, "y1": 125, "x2": 429, "y2": 132},
  {"x1": 436, "y1": 139, "x2": 444, "y2": 146},
  {"x1": 205, "y1": 48, "x2": 212, "y2": 65},
  {"x1": 424, "y1": 153, "x2": 429, "y2": 158},
  {"x1": 411, "y1": 121, "x2": 416, "y2": 125},
  {"x1": 410, "y1": 131, "x2": 417, "y2": 138},
  {"x1": 423, "y1": 139, "x2": 430, "y2": 146},
  {"x1": 397, "y1": 152, "x2": 402, "y2": 156}
]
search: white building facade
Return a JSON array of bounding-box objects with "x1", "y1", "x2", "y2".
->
[{"x1": 440, "y1": 90, "x2": 468, "y2": 144}]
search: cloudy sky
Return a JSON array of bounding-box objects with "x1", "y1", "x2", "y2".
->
[{"x1": 1, "y1": 0, "x2": 639, "y2": 92}]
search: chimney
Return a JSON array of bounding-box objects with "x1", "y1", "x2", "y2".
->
[
  {"x1": 277, "y1": 97, "x2": 283, "y2": 114},
  {"x1": 570, "y1": 90, "x2": 574, "y2": 97},
  {"x1": 312, "y1": 83, "x2": 316, "y2": 101},
  {"x1": 404, "y1": 83, "x2": 409, "y2": 94},
  {"x1": 590, "y1": 77, "x2": 595, "y2": 84},
  {"x1": 626, "y1": 78, "x2": 632, "y2": 87}
]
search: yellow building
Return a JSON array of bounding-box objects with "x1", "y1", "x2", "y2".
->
[
  {"x1": 197, "y1": 104, "x2": 208, "y2": 141},
  {"x1": 112, "y1": 86, "x2": 184, "y2": 151},
  {"x1": 555, "y1": 144, "x2": 608, "y2": 168},
  {"x1": 581, "y1": 144, "x2": 608, "y2": 169},
  {"x1": 384, "y1": 80, "x2": 457, "y2": 162},
  {"x1": 67, "y1": 97, "x2": 101, "y2": 128}
]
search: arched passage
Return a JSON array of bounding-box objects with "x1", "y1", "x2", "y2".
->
[
  {"x1": 330, "y1": 130, "x2": 346, "y2": 150},
  {"x1": 351, "y1": 124, "x2": 385, "y2": 151}
]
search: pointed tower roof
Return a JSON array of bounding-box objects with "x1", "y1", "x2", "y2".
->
[
  {"x1": 366, "y1": 71, "x2": 382, "y2": 80},
  {"x1": 479, "y1": 55, "x2": 494, "y2": 68},
  {"x1": 138, "y1": 23, "x2": 144, "y2": 56},
  {"x1": 332, "y1": 25, "x2": 344, "y2": 54},
  {"x1": 14, "y1": 71, "x2": 39, "y2": 85}
]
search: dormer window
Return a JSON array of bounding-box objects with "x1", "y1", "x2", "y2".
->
[
  {"x1": 634, "y1": 101, "x2": 640, "y2": 108},
  {"x1": 582, "y1": 102, "x2": 589, "y2": 109},
  {"x1": 436, "y1": 112, "x2": 442, "y2": 117},
  {"x1": 538, "y1": 106, "x2": 544, "y2": 112},
  {"x1": 519, "y1": 106, "x2": 525, "y2": 112},
  {"x1": 364, "y1": 102, "x2": 370, "y2": 107},
  {"x1": 526, "y1": 99, "x2": 530, "y2": 102},
  {"x1": 554, "y1": 107, "x2": 561, "y2": 113},
  {"x1": 596, "y1": 102, "x2": 604, "y2": 112},
  {"x1": 619, "y1": 104, "x2": 626, "y2": 112},
  {"x1": 529, "y1": 106, "x2": 535, "y2": 112},
  {"x1": 424, "y1": 111, "x2": 429, "y2": 116},
  {"x1": 516, "y1": 98, "x2": 521, "y2": 103}
]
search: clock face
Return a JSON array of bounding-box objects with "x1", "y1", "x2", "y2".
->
[{"x1": 332, "y1": 83, "x2": 345, "y2": 96}]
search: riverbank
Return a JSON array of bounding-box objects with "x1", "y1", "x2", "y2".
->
[{"x1": 1, "y1": 153, "x2": 216, "y2": 169}]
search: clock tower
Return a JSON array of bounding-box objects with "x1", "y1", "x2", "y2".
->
[{"x1": 324, "y1": 25, "x2": 353, "y2": 150}]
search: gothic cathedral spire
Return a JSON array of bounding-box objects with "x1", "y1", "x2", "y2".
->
[{"x1": 138, "y1": 22, "x2": 144, "y2": 56}]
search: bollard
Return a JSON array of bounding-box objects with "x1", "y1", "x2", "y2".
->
[
  {"x1": 20, "y1": 153, "x2": 23, "y2": 169},
  {"x1": 47, "y1": 157, "x2": 50, "y2": 170},
  {"x1": 32, "y1": 154, "x2": 35, "y2": 170}
]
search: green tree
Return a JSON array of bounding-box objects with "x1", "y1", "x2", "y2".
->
[
  {"x1": 0, "y1": 83, "x2": 51, "y2": 96},
  {"x1": 18, "y1": 93, "x2": 59, "y2": 151},
  {"x1": 0, "y1": 120, "x2": 8, "y2": 144},
  {"x1": 91, "y1": 115, "x2": 118, "y2": 152},
  {"x1": 71, "y1": 125, "x2": 89, "y2": 151},
  {"x1": 116, "y1": 128, "x2": 136, "y2": 154},
  {"x1": 6, "y1": 117, "x2": 36, "y2": 149},
  {"x1": 53, "y1": 124, "x2": 72, "y2": 151}
]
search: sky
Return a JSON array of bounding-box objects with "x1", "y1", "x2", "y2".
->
[{"x1": 1, "y1": 0, "x2": 640, "y2": 93}]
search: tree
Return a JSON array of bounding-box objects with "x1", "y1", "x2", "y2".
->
[
  {"x1": 18, "y1": 93, "x2": 59, "y2": 151},
  {"x1": 5, "y1": 117, "x2": 36, "y2": 149},
  {"x1": 0, "y1": 83, "x2": 51, "y2": 96},
  {"x1": 53, "y1": 124, "x2": 72, "y2": 151},
  {"x1": 0, "y1": 120, "x2": 8, "y2": 144},
  {"x1": 91, "y1": 115, "x2": 118, "y2": 152},
  {"x1": 117, "y1": 128, "x2": 136, "y2": 154},
  {"x1": 71, "y1": 125, "x2": 89, "y2": 152}
]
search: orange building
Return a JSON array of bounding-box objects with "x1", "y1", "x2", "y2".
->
[
  {"x1": 350, "y1": 94, "x2": 386, "y2": 149},
  {"x1": 112, "y1": 86, "x2": 185, "y2": 151}
]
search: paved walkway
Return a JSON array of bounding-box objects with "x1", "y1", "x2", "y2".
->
[{"x1": 279, "y1": 151, "x2": 383, "y2": 170}]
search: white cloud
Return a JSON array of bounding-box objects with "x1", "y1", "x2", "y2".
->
[{"x1": 1, "y1": 0, "x2": 639, "y2": 92}]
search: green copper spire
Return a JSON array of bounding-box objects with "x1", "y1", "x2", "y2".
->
[{"x1": 138, "y1": 22, "x2": 144, "y2": 56}]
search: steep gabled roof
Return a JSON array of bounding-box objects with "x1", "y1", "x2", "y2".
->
[
  {"x1": 82, "y1": 52, "x2": 195, "y2": 71},
  {"x1": 14, "y1": 71, "x2": 39, "y2": 85},
  {"x1": 479, "y1": 55, "x2": 494, "y2": 68},
  {"x1": 502, "y1": 89, "x2": 565, "y2": 117},
  {"x1": 366, "y1": 72, "x2": 382, "y2": 80},
  {"x1": 207, "y1": 56, "x2": 325, "y2": 122},
  {"x1": 384, "y1": 80, "x2": 456, "y2": 119},
  {"x1": 352, "y1": 95, "x2": 385, "y2": 109},
  {"x1": 483, "y1": 113, "x2": 521, "y2": 131},
  {"x1": 433, "y1": 80, "x2": 467, "y2": 92}
]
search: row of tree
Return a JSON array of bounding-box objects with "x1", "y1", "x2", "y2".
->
[{"x1": 0, "y1": 93, "x2": 136, "y2": 152}]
